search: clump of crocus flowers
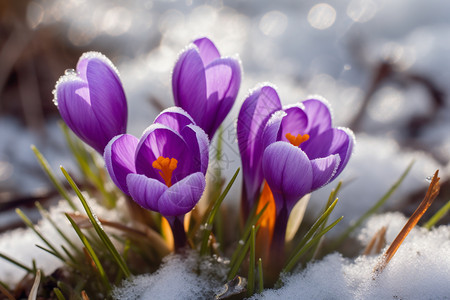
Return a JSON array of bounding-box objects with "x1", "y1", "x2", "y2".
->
[{"x1": 53, "y1": 37, "x2": 354, "y2": 291}]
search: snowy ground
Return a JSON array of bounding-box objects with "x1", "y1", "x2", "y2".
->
[{"x1": 1, "y1": 0, "x2": 450, "y2": 298}]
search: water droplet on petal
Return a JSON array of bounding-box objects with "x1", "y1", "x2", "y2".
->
[
  {"x1": 425, "y1": 176, "x2": 432, "y2": 182},
  {"x1": 64, "y1": 68, "x2": 77, "y2": 76}
]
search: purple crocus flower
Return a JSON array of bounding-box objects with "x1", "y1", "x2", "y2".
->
[
  {"x1": 260, "y1": 96, "x2": 354, "y2": 280},
  {"x1": 172, "y1": 37, "x2": 241, "y2": 139},
  {"x1": 104, "y1": 107, "x2": 209, "y2": 250},
  {"x1": 54, "y1": 52, "x2": 127, "y2": 154}
]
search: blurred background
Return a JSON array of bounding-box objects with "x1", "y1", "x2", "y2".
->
[{"x1": 1, "y1": 0, "x2": 449, "y2": 232}]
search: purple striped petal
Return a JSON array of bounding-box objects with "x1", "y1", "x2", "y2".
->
[
  {"x1": 279, "y1": 106, "x2": 309, "y2": 143},
  {"x1": 172, "y1": 48, "x2": 207, "y2": 124},
  {"x1": 104, "y1": 134, "x2": 138, "y2": 195},
  {"x1": 262, "y1": 142, "x2": 313, "y2": 213},
  {"x1": 310, "y1": 154, "x2": 340, "y2": 190},
  {"x1": 262, "y1": 110, "x2": 285, "y2": 149},
  {"x1": 302, "y1": 98, "x2": 332, "y2": 137},
  {"x1": 126, "y1": 173, "x2": 167, "y2": 211},
  {"x1": 237, "y1": 85, "x2": 282, "y2": 205},
  {"x1": 203, "y1": 58, "x2": 241, "y2": 138},
  {"x1": 81, "y1": 54, "x2": 127, "y2": 142},
  {"x1": 154, "y1": 106, "x2": 195, "y2": 132},
  {"x1": 193, "y1": 37, "x2": 220, "y2": 66},
  {"x1": 180, "y1": 124, "x2": 209, "y2": 175},
  {"x1": 56, "y1": 79, "x2": 107, "y2": 154},
  {"x1": 157, "y1": 172, "x2": 206, "y2": 216}
]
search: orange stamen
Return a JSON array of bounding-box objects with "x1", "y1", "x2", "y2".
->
[
  {"x1": 285, "y1": 133, "x2": 310, "y2": 147},
  {"x1": 152, "y1": 156, "x2": 178, "y2": 187}
]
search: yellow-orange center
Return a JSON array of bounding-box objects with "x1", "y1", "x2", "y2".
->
[
  {"x1": 285, "y1": 133, "x2": 310, "y2": 147},
  {"x1": 152, "y1": 156, "x2": 178, "y2": 187}
]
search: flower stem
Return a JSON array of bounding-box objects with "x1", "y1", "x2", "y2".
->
[
  {"x1": 166, "y1": 216, "x2": 187, "y2": 252},
  {"x1": 266, "y1": 205, "x2": 289, "y2": 286}
]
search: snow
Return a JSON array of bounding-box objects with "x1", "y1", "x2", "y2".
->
[
  {"x1": 255, "y1": 213, "x2": 450, "y2": 300},
  {"x1": 112, "y1": 252, "x2": 228, "y2": 300}
]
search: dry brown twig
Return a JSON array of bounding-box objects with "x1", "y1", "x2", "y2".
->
[{"x1": 373, "y1": 170, "x2": 440, "y2": 277}]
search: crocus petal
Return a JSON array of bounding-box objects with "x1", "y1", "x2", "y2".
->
[
  {"x1": 180, "y1": 124, "x2": 209, "y2": 175},
  {"x1": 193, "y1": 37, "x2": 220, "y2": 66},
  {"x1": 302, "y1": 98, "x2": 332, "y2": 137},
  {"x1": 262, "y1": 110, "x2": 286, "y2": 149},
  {"x1": 126, "y1": 173, "x2": 167, "y2": 211},
  {"x1": 81, "y1": 54, "x2": 127, "y2": 144},
  {"x1": 157, "y1": 172, "x2": 206, "y2": 216},
  {"x1": 56, "y1": 78, "x2": 108, "y2": 154},
  {"x1": 279, "y1": 106, "x2": 309, "y2": 143},
  {"x1": 153, "y1": 106, "x2": 195, "y2": 132},
  {"x1": 262, "y1": 142, "x2": 313, "y2": 213},
  {"x1": 135, "y1": 124, "x2": 190, "y2": 184},
  {"x1": 172, "y1": 48, "x2": 207, "y2": 124},
  {"x1": 104, "y1": 134, "x2": 138, "y2": 195},
  {"x1": 203, "y1": 58, "x2": 241, "y2": 138},
  {"x1": 237, "y1": 85, "x2": 282, "y2": 204},
  {"x1": 310, "y1": 154, "x2": 340, "y2": 190},
  {"x1": 302, "y1": 127, "x2": 353, "y2": 179}
]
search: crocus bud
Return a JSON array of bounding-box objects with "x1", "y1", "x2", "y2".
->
[
  {"x1": 172, "y1": 37, "x2": 241, "y2": 139},
  {"x1": 54, "y1": 52, "x2": 127, "y2": 154}
]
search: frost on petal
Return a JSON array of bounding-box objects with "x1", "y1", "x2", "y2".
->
[
  {"x1": 310, "y1": 154, "x2": 340, "y2": 190},
  {"x1": 104, "y1": 134, "x2": 138, "y2": 195},
  {"x1": 157, "y1": 172, "x2": 206, "y2": 216},
  {"x1": 193, "y1": 37, "x2": 221, "y2": 66},
  {"x1": 126, "y1": 174, "x2": 167, "y2": 212},
  {"x1": 262, "y1": 142, "x2": 313, "y2": 212},
  {"x1": 154, "y1": 107, "x2": 195, "y2": 132},
  {"x1": 172, "y1": 49, "x2": 207, "y2": 123}
]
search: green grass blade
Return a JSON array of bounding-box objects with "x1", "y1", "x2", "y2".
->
[
  {"x1": 258, "y1": 258, "x2": 264, "y2": 294},
  {"x1": 200, "y1": 168, "x2": 240, "y2": 255},
  {"x1": 31, "y1": 145, "x2": 76, "y2": 210},
  {"x1": 66, "y1": 214, "x2": 111, "y2": 291},
  {"x1": 227, "y1": 225, "x2": 260, "y2": 280},
  {"x1": 61, "y1": 166, "x2": 131, "y2": 278},
  {"x1": 0, "y1": 252, "x2": 34, "y2": 274},
  {"x1": 286, "y1": 198, "x2": 339, "y2": 265},
  {"x1": 35, "y1": 202, "x2": 83, "y2": 257},
  {"x1": 332, "y1": 160, "x2": 414, "y2": 249},
  {"x1": 53, "y1": 288, "x2": 66, "y2": 300},
  {"x1": 310, "y1": 182, "x2": 342, "y2": 259},
  {"x1": 16, "y1": 209, "x2": 66, "y2": 262},
  {"x1": 424, "y1": 199, "x2": 450, "y2": 229},
  {"x1": 247, "y1": 226, "x2": 256, "y2": 297},
  {"x1": 229, "y1": 202, "x2": 269, "y2": 269},
  {"x1": 283, "y1": 216, "x2": 343, "y2": 273},
  {"x1": 60, "y1": 122, "x2": 116, "y2": 208}
]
